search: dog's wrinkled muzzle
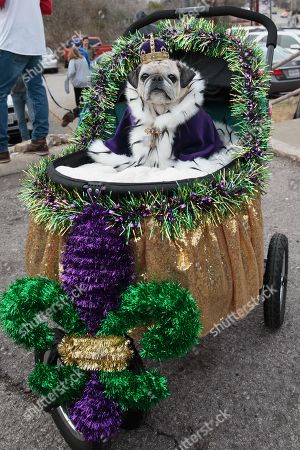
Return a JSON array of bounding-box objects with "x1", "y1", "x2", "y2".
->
[{"x1": 148, "y1": 74, "x2": 167, "y2": 94}]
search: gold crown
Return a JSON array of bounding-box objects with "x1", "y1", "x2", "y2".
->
[{"x1": 140, "y1": 34, "x2": 169, "y2": 64}]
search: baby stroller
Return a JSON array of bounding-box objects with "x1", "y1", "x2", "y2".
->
[{"x1": 0, "y1": 6, "x2": 288, "y2": 450}]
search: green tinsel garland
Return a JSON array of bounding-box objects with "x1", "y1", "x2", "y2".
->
[
  {"x1": 98, "y1": 281, "x2": 202, "y2": 410},
  {"x1": 99, "y1": 281, "x2": 202, "y2": 360},
  {"x1": 28, "y1": 363, "x2": 88, "y2": 404},
  {"x1": 20, "y1": 18, "x2": 272, "y2": 241},
  {"x1": 0, "y1": 277, "x2": 86, "y2": 351},
  {"x1": 100, "y1": 369, "x2": 169, "y2": 410}
]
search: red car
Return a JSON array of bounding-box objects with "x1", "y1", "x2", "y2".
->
[{"x1": 63, "y1": 36, "x2": 112, "y2": 67}]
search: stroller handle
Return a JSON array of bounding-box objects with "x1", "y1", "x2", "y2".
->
[{"x1": 124, "y1": 6, "x2": 277, "y2": 48}]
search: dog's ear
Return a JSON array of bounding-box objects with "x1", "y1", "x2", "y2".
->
[
  {"x1": 127, "y1": 65, "x2": 142, "y2": 88},
  {"x1": 177, "y1": 62, "x2": 196, "y2": 88}
]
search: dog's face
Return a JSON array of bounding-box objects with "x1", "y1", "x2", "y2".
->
[{"x1": 128, "y1": 60, "x2": 196, "y2": 105}]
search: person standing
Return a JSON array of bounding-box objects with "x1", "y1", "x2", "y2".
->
[
  {"x1": 11, "y1": 76, "x2": 34, "y2": 142},
  {"x1": 73, "y1": 38, "x2": 91, "y2": 68},
  {"x1": 62, "y1": 47, "x2": 90, "y2": 127},
  {"x1": 0, "y1": 0, "x2": 52, "y2": 163},
  {"x1": 82, "y1": 36, "x2": 95, "y2": 62}
]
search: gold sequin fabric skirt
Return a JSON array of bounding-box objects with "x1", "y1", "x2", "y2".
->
[{"x1": 25, "y1": 196, "x2": 264, "y2": 337}]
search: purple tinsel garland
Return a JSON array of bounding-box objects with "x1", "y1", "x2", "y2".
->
[
  {"x1": 62, "y1": 203, "x2": 135, "y2": 334},
  {"x1": 61, "y1": 204, "x2": 135, "y2": 442},
  {"x1": 70, "y1": 373, "x2": 123, "y2": 443}
]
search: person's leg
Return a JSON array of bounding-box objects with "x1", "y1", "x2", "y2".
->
[
  {"x1": 0, "y1": 50, "x2": 29, "y2": 158},
  {"x1": 11, "y1": 93, "x2": 30, "y2": 141},
  {"x1": 73, "y1": 87, "x2": 83, "y2": 118},
  {"x1": 26, "y1": 93, "x2": 34, "y2": 136},
  {"x1": 23, "y1": 56, "x2": 49, "y2": 154},
  {"x1": 26, "y1": 92, "x2": 35, "y2": 124},
  {"x1": 78, "y1": 87, "x2": 84, "y2": 108},
  {"x1": 23, "y1": 56, "x2": 48, "y2": 140},
  {"x1": 74, "y1": 87, "x2": 81, "y2": 107}
]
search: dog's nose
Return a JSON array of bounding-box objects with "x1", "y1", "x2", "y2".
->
[{"x1": 151, "y1": 75, "x2": 163, "y2": 82}]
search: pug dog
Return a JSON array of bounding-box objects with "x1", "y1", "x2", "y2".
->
[{"x1": 88, "y1": 59, "x2": 235, "y2": 172}]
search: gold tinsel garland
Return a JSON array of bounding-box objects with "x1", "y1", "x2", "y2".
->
[{"x1": 58, "y1": 335, "x2": 134, "y2": 372}]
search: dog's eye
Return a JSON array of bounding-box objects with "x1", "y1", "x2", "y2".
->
[
  {"x1": 141, "y1": 73, "x2": 149, "y2": 82},
  {"x1": 168, "y1": 74, "x2": 177, "y2": 83}
]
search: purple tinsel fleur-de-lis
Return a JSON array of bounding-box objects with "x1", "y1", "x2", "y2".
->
[{"x1": 61, "y1": 204, "x2": 135, "y2": 442}]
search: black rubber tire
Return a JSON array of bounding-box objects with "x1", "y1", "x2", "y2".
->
[
  {"x1": 34, "y1": 330, "x2": 146, "y2": 450},
  {"x1": 263, "y1": 233, "x2": 288, "y2": 330},
  {"x1": 51, "y1": 408, "x2": 110, "y2": 450}
]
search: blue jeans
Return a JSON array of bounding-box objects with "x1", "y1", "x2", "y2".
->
[
  {"x1": 0, "y1": 50, "x2": 49, "y2": 153},
  {"x1": 11, "y1": 92, "x2": 34, "y2": 142}
]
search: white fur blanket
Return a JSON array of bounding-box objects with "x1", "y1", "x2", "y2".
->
[{"x1": 57, "y1": 137, "x2": 237, "y2": 183}]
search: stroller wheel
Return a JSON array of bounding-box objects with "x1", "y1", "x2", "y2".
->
[
  {"x1": 51, "y1": 405, "x2": 110, "y2": 450},
  {"x1": 34, "y1": 329, "x2": 146, "y2": 450},
  {"x1": 263, "y1": 233, "x2": 288, "y2": 330}
]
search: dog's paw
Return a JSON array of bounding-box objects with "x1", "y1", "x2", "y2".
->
[
  {"x1": 88, "y1": 140, "x2": 112, "y2": 163},
  {"x1": 88, "y1": 140, "x2": 133, "y2": 169}
]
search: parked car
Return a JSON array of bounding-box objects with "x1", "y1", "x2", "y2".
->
[
  {"x1": 42, "y1": 47, "x2": 59, "y2": 73},
  {"x1": 63, "y1": 36, "x2": 112, "y2": 68},
  {"x1": 247, "y1": 29, "x2": 300, "y2": 52},
  {"x1": 259, "y1": 44, "x2": 300, "y2": 95},
  {"x1": 7, "y1": 95, "x2": 32, "y2": 144}
]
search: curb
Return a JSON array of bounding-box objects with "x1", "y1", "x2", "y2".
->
[
  {"x1": 0, "y1": 145, "x2": 64, "y2": 178},
  {"x1": 271, "y1": 138, "x2": 300, "y2": 163}
]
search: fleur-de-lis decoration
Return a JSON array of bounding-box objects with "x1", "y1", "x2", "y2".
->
[
  {"x1": 0, "y1": 205, "x2": 202, "y2": 443},
  {"x1": 0, "y1": 277, "x2": 201, "y2": 442}
]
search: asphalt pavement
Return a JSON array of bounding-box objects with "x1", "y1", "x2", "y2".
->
[{"x1": 0, "y1": 155, "x2": 299, "y2": 450}]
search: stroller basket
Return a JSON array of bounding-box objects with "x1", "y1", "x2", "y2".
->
[{"x1": 48, "y1": 150, "x2": 239, "y2": 193}]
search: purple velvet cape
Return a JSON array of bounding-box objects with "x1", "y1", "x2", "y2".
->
[{"x1": 104, "y1": 107, "x2": 224, "y2": 161}]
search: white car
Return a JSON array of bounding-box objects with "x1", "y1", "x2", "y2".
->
[
  {"x1": 7, "y1": 94, "x2": 32, "y2": 143},
  {"x1": 42, "y1": 47, "x2": 59, "y2": 73},
  {"x1": 247, "y1": 30, "x2": 300, "y2": 52}
]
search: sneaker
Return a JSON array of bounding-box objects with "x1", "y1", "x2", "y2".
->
[
  {"x1": 61, "y1": 111, "x2": 74, "y2": 127},
  {"x1": 0, "y1": 151, "x2": 11, "y2": 163},
  {"x1": 24, "y1": 138, "x2": 49, "y2": 156}
]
